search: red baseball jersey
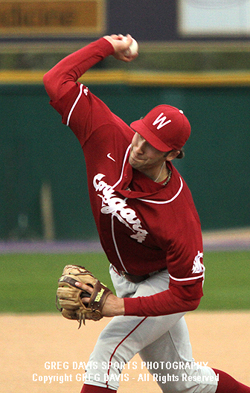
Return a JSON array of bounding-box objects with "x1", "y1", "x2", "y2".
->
[{"x1": 44, "y1": 38, "x2": 205, "y2": 316}]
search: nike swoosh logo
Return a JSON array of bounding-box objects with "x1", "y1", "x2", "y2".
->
[{"x1": 107, "y1": 153, "x2": 116, "y2": 162}]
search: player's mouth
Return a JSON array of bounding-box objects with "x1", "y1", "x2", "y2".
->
[
  {"x1": 130, "y1": 150, "x2": 143, "y2": 162},
  {"x1": 129, "y1": 154, "x2": 142, "y2": 166}
]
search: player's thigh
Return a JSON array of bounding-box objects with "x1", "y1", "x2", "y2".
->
[
  {"x1": 84, "y1": 314, "x2": 183, "y2": 390},
  {"x1": 139, "y1": 317, "x2": 217, "y2": 393},
  {"x1": 139, "y1": 316, "x2": 192, "y2": 370},
  {"x1": 88, "y1": 311, "x2": 185, "y2": 366}
]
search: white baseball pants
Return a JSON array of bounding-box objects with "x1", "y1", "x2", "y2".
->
[{"x1": 84, "y1": 267, "x2": 218, "y2": 393}]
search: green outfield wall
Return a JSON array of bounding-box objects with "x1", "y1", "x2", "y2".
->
[{"x1": 1, "y1": 75, "x2": 250, "y2": 240}]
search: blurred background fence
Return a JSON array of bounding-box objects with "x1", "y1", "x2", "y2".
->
[{"x1": 0, "y1": 0, "x2": 250, "y2": 241}]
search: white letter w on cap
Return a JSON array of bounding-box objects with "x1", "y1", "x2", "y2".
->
[{"x1": 153, "y1": 113, "x2": 171, "y2": 130}]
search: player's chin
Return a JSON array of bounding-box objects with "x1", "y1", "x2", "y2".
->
[
  {"x1": 129, "y1": 154, "x2": 143, "y2": 167},
  {"x1": 129, "y1": 158, "x2": 141, "y2": 169}
]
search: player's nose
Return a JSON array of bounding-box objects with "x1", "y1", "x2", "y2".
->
[{"x1": 134, "y1": 140, "x2": 145, "y2": 155}]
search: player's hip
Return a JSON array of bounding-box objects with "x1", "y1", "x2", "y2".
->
[{"x1": 109, "y1": 264, "x2": 169, "y2": 298}]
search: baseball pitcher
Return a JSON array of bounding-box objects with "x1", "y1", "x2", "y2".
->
[{"x1": 44, "y1": 34, "x2": 250, "y2": 393}]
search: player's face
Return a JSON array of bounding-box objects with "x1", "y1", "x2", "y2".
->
[{"x1": 129, "y1": 132, "x2": 167, "y2": 177}]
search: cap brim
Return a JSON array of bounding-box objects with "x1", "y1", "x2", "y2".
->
[{"x1": 130, "y1": 119, "x2": 172, "y2": 152}]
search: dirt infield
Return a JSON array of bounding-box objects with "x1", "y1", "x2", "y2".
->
[{"x1": 1, "y1": 311, "x2": 250, "y2": 393}]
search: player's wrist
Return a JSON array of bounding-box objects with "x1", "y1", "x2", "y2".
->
[
  {"x1": 114, "y1": 297, "x2": 125, "y2": 316},
  {"x1": 103, "y1": 34, "x2": 137, "y2": 62},
  {"x1": 102, "y1": 294, "x2": 125, "y2": 317}
]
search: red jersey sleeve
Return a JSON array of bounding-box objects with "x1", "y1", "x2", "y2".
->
[
  {"x1": 124, "y1": 280, "x2": 203, "y2": 317},
  {"x1": 43, "y1": 38, "x2": 116, "y2": 146},
  {"x1": 43, "y1": 38, "x2": 114, "y2": 102}
]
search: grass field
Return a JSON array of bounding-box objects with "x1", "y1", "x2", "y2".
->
[{"x1": 0, "y1": 250, "x2": 249, "y2": 313}]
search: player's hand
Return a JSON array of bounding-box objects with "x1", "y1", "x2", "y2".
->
[
  {"x1": 103, "y1": 34, "x2": 138, "y2": 62},
  {"x1": 75, "y1": 281, "x2": 125, "y2": 317}
]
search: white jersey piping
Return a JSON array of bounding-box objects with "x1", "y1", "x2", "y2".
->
[
  {"x1": 169, "y1": 272, "x2": 205, "y2": 282},
  {"x1": 66, "y1": 84, "x2": 83, "y2": 126},
  {"x1": 138, "y1": 177, "x2": 183, "y2": 204},
  {"x1": 113, "y1": 143, "x2": 183, "y2": 205},
  {"x1": 112, "y1": 144, "x2": 131, "y2": 189},
  {"x1": 111, "y1": 215, "x2": 127, "y2": 271}
]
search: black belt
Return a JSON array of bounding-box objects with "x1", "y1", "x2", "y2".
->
[{"x1": 118, "y1": 268, "x2": 166, "y2": 284}]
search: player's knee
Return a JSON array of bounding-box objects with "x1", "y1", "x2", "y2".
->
[{"x1": 154, "y1": 367, "x2": 218, "y2": 393}]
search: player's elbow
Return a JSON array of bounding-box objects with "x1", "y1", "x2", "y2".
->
[
  {"x1": 186, "y1": 297, "x2": 201, "y2": 312},
  {"x1": 43, "y1": 71, "x2": 50, "y2": 87},
  {"x1": 43, "y1": 70, "x2": 58, "y2": 101},
  {"x1": 43, "y1": 71, "x2": 52, "y2": 97}
]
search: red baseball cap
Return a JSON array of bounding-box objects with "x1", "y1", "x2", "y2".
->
[{"x1": 130, "y1": 105, "x2": 191, "y2": 152}]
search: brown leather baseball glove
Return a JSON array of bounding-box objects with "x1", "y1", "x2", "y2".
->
[{"x1": 56, "y1": 264, "x2": 113, "y2": 328}]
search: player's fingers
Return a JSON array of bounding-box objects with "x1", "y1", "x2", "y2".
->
[
  {"x1": 75, "y1": 282, "x2": 93, "y2": 294},
  {"x1": 110, "y1": 34, "x2": 119, "y2": 40},
  {"x1": 125, "y1": 34, "x2": 133, "y2": 44},
  {"x1": 120, "y1": 52, "x2": 139, "y2": 63}
]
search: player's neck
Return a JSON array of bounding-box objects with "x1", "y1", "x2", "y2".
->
[
  {"x1": 136, "y1": 161, "x2": 169, "y2": 184},
  {"x1": 151, "y1": 162, "x2": 170, "y2": 184},
  {"x1": 153, "y1": 162, "x2": 166, "y2": 182}
]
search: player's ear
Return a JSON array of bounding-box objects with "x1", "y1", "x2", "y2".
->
[{"x1": 165, "y1": 150, "x2": 181, "y2": 161}]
